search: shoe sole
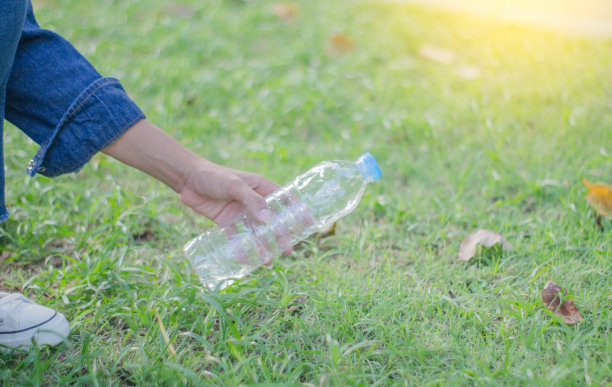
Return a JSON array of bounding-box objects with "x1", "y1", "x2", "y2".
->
[{"x1": 0, "y1": 311, "x2": 70, "y2": 353}]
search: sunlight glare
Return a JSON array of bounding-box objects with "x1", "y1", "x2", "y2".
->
[{"x1": 382, "y1": 0, "x2": 612, "y2": 37}]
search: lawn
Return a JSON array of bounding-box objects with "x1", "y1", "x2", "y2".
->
[{"x1": 1, "y1": 0, "x2": 611, "y2": 385}]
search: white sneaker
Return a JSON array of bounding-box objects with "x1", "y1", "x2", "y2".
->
[{"x1": 0, "y1": 292, "x2": 70, "y2": 353}]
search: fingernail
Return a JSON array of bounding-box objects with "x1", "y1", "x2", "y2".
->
[{"x1": 258, "y1": 209, "x2": 272, "y2": 222}]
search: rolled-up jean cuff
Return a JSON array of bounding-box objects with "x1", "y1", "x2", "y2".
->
[
  {"x1": 0, "y1": 209, "x2": 8, "y2": 223},
  {"x1": 27, "y1": 77, "x2": 145, "y2": 178}
]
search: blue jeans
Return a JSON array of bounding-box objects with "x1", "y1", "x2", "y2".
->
[{"x1": 0, "y1": 0, "x2": 144, "y2": 222}]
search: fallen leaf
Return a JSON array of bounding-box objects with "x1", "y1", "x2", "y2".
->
[
  {"x1": 583, "y1": 178, "x2": 612, "y2": 218},
  {"x1": 287, "y1": 305, "x2": 299, "y2": 313},
  {"x1": 159, "y1": 3, "x2": 195, "y2": 18},
  {"x1": 319, "y1": 222, "x2": 337, "y2": 238},
  {"x1": 458, "y1": 229, "x2": 511, "y2": 261},
  {"x1": 541, "y1": 280, "x2": 583, "y2": 325},
  {"x1": 419, "y1": 45, "x2": 455, "y2": 64},
  {"x1": 326, "y1": 33, "x2": 354, "y2": 55},
  {"x1": 287, "y1": 295, "x2": 308, "y2": 315},
  {"x1": 455, "y1": 65, "x2": 480, "y2": 80},
  {"x1": 272, "y1": 2, "x2": 299, "y2": 22}
]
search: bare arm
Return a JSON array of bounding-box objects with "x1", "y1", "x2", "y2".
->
[{"x1": 101, "y1": 119, "x2": 277, "y2": 225}]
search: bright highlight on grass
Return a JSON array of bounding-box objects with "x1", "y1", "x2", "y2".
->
[{"x1": 387, "y1": 0, "x2": 612, "y2": 37}]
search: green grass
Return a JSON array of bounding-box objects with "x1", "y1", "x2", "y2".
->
[{"x1": 1, "y1": 0, "x2": 611, "y2": 385}]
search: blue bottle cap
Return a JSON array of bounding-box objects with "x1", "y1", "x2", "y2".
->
[{"x1": 356, "y1": 152, "x2": 382, "y2": 183}]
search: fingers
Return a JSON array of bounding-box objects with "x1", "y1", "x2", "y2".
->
[
  {"x1": 239, "y1": 172, "x2": 280, "y2": 197},
  {"x1": 226, "y1": 177, "x2": 273, "y2": 223},
  {"x1": 253, "y1": 177, "x2": 280, "y2": 197},
  {"x1": 213, "y1": 201, "x2": 244, "y2": 226},
  {"x1": 221, "y1": 173, "x2": 293, "y2": 264}
]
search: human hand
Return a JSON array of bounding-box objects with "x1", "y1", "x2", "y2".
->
[{"x1": 178, "y1": 162, "x2": 279, "y2": 225}]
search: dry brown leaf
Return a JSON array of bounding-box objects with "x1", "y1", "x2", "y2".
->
[
  {"x1": 326, "y1": 34, "x2": 354, "y2": 55},
  {"x1": 287, "y1": 295, "x2": 308, "y2": 315},
  {"x1": 319, "y1": 222, "x2": 337, "y2": 238},
  {"x1": 583, "y1": 178, "x2": 612, "y2": 218},
  {"x1": 458, "y1": 229, "x2": 511, "y2": 261},
  {"x1": 272, "y1": 2, "x2": 299, "y2": 22},
  {"x1": 287, "y1": 305, "x2": 299, "y2": 313},
  {"x1": 159, "y1": 3, "x2": 195, "y2": 18},
  {"x1": 455, "y1": 65, "x2": 480, "y2": 80},
  {"x1": 541, "y1": 280, "x2": 583, "y2": 325},
  {"x1": 419, "y1": 45, "x2": 455, "y2": 64}
]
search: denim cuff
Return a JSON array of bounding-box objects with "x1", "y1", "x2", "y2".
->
[
  {"x1": 0, "y1": 207, "x2": 8, "y2": 223},
  {"x1": 26, "y1": 77, "x2": 145, "y2": 178}
]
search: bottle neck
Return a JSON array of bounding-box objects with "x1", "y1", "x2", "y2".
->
[{"x1": 356, "y1": 159, "x2": 375, "y2": 183}]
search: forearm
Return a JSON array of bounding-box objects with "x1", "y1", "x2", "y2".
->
[
  {"x1": 101, "y1": 119, "x2": 203, "y2": 193},
  {"x1": 102, "y1": 118, "x2": 279, "y2": 225}
]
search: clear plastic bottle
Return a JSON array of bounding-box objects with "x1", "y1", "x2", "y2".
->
[{"x1": 184, "y1": 152, "x2": 382, "y2": 289}]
